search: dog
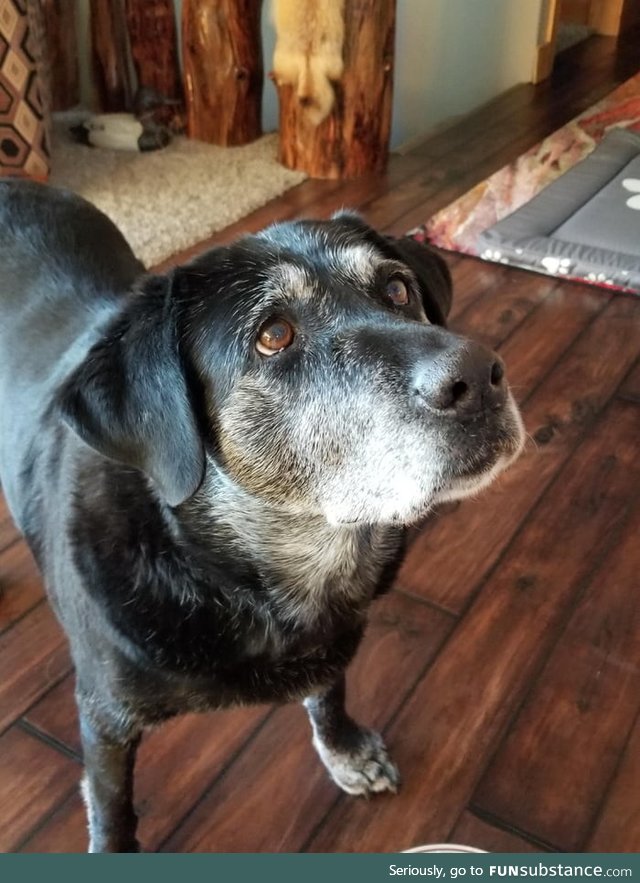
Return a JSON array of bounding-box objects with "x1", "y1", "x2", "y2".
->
[{"x1": 0, "y1": 180, "x2": 524, "y2": 852}]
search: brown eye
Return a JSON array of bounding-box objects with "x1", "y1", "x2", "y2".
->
[
  {"x1": 256, "y1": 317, "x2": 294, "y2": 355},
  {"x1": 386, "y1": 277, "x2": 409, "y2": 305}
]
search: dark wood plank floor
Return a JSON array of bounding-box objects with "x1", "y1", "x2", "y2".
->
[{"x1": 2, "y1": 30, "x2": 640, "y2": 853}]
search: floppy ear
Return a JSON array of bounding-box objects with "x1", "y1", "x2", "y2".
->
[
  {"x1": 379, "y1": 235, "x2": 452, "y2": 326},
  {"x1": 332, "y1": 211, "x2": 453, "y2": 325},
  {"x1": 57, "y1": 274, "x2": 205, "y2": 506}
]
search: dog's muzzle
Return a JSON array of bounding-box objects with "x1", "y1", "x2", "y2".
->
[{"x1": 412, "y1": 339, "x2": 507, "y2": 418}]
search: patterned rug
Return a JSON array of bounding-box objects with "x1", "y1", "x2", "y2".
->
[{"x1": 413, "y1": 73, "x2": 640, "y2": 289}]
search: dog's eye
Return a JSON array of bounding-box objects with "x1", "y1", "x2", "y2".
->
[
  {"x1": 385, "y1": 277, "x2": 409, "y2": 306},
  {"x1": 256, "y1": 318, "x2": 294, "y2": 355}
]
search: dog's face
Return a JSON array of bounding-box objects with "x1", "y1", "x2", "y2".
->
[{"x1": 60, "y1": 214, "x2": 524, "y2": 525}]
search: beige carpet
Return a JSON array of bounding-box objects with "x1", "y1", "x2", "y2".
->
[{"x1": 49, "y1": 117, "x2": 307, "y2": 268}]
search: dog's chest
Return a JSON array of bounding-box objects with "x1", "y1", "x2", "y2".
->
[
  {"x1": 107, "y1": 526, "x2": 380, "y2": 710},
  {"x1": 265, "y1": 526, "x2": 371, "y2": 618},
  {"x1": 214, "y1": 499, "x2": 394, "y2": 629},
  {"x1": 70, "y1": 472, "x2": 404, "y2": 711}
]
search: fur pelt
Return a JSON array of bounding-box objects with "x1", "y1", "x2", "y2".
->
[{"x1": 272, "y1": 0, "x2": 345, "y2": 125}]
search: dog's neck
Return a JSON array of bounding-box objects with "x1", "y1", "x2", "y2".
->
[{"x1": 187, "y1": 463, "x2": 401, "y2": 629}]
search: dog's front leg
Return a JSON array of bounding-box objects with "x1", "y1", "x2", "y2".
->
[
  {"x1": 303, "y1": 675, "x2": 400, "y2": 796},
  {"x1": 78, "y1": 709, "x2": 141, "y2": 852}
]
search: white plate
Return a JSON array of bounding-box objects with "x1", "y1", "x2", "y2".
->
[{"x1": 403, "y1": 844, "x2": 486, "y2": 853}]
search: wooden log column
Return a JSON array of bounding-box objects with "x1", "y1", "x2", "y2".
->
[
  {"x1": 41, "y1": 0, "x2": 79, "y2": 111},
  {"x1": 125, "y1": 0, "x2": 183, "y2": 123},
  {"x1": 182, "y1": 0, "x2": 263, "y2": 146},
  {"x1": 276, "y1": 0, "x2": 396, "y2": 179},
  {"x1": 90, "y1": 0, "x2": 134, "y2": 112}
]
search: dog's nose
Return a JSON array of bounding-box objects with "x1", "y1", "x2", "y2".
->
[{"x1": 415, "y1": 341, "x2": 507, "y2": 416}]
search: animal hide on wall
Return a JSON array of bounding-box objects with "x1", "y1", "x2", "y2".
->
[{"x1": 272, "y1": 0, "x2": 345, "y2": 125}]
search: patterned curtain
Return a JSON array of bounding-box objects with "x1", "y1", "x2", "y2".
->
[{"x1": 0, "y1": 0, "x2": 51, "y2": 179}]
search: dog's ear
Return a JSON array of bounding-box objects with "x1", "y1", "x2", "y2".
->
[
  {"x1": 379, "y1": 235, "x2": 452, "y2": 326},
  {"x1": 57, "y1": 273, "x2": 205, "y2": 506},
  {"x1": 332, "y1": 211, "x2": 452, "y2": 325}
]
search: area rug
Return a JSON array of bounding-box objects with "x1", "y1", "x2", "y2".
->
[
  {"x1": 413, "y1": 72, "x2": 640, "y2": 293},
  {"x1": 49, "y1": 117, "x2": 307, "y2": 267}
]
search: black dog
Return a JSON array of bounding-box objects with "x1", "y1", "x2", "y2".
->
[{"x1": 0, "y1": 180, "x2": 524, "y2": 852}]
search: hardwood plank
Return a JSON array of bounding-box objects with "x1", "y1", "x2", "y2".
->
[
  {"x1": 0, "y1": 726, "x2": 78, "y2": 852},
  {"x1": 285, "y1": 156, "x2": 428, "y2": 224},
  {"x1": 362, "y1": 169, "x2": 446, "y2": 231},
  {"x1": 22, "y1": 706, "x2": 275, "y2": 853},
  {"x1": 496, "y1": 283, "x2": 606, "y2": 399},
  {"x1": 398, "y1": 294, "x2": 640, "y2": 613},
  {"x1": 20, "y1": 790, "x2": 87, "y2": 853},
  {"x1": 0, "y1": 541, "x2": 45, "y2": 635},
  {"x1": 308, "y1": 399, "x2": 640, "y2": 851},
  {"x1": 23, "y1": 670, "x2": 271, "y2": 851},
  {"x1": 383, "y1": 152, "x2": 525, "y2": 238},
  {"x1": 164, "y1": 591, "x2": 454, "y2": 852},
  {"x1": 617, "y1": 357, "x2": 640, "y2": 403},
  {"x1": 447, "y1": 259, "x2": 511, "y2": 320},
  {"x1": 449, "y1": 811, "x2": 544, "y2": 853},
  {"x1": 407, "y1": 88, "x2": 537, "y2": 177},
  {"x1": 23, "y1": 673, "x2": 80, "y2": 755},
  {"x1": 162, "y1": 704, "x2": 318, "y2": 852},
  {"x1": 473, "y1": 505, "x2": 640, "y2": 851},
  {"x1": 587, "y1": 712, "x2": 640, "y2": 852},
  {"x1": 0, "y1": 602, "x2": 71, "y2": 734},
  {"x1": 409, "y1": 83, "x2": 538, "y2": 163},
  {"x1": 137, "y1": 706, "x2": 270, "y2": 850},
  {"x1": 346, "y1": 592, "x2": 456, "y2": 723},
  {"x1": 450, "y1": 270, "x2": 559, "y2": 351},
  {"x1": 0, "y1": 493, "x2": 20, "y2": 553}
]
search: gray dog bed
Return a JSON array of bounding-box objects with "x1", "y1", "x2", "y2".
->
[{"x1": 478, "y1": 128, "x2": 640, "y2": 294}]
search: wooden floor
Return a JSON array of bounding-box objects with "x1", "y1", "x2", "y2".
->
[{"x1": 2, "y1": 30, "x2": 640, "y2": 853}]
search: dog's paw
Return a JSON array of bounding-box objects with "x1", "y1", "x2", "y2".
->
[{"x1": 314, "y1": 727, "x2": 400, "y2": 797}]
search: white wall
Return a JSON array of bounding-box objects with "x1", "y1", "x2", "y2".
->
[
  {"x1": 389, "y1": 0, "x2": 545, "y2": 148},
  {"x1": 261, "y1": 2, "x2": 278, "y2": 139}
]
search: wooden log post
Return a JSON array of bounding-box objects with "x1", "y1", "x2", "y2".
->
[
  {"x1": 274, "y1": 0, "x2": 396, "y2": 179},
  {"x1": 124, "y1": 0, "x2": 184, "y2": 127},
  {"x1": 90, "y1": 0, "x2": 134, "y2": 112},
  {"x1": 182, "y1": 0, "x2": 263, "y2": 146},
  {"x1": 41, "y1": 0, "x2": 79, "y2": 111}
]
